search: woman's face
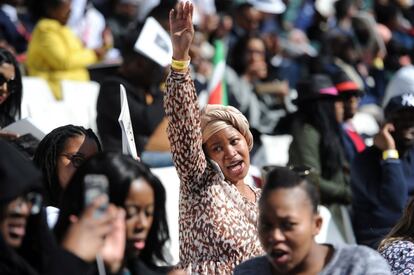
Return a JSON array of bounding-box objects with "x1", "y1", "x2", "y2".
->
[
  {"x1": 125, "y1": 179, "x2": 154, "y2": 257},
  {"x1": 0, "y1": 195, "x2": 31, "y2": 248},
  {"x1": 258, "y1": 186, "x2": 322, "y2": 274},
  {"x1": 246, "y1": 38, "x2": 267, "y2": 77},
  {"x1": 246, "y1": 38, "x2": 266, "y2": 63},
  {"x1": 342, "y1": 93, "x2": 359, "y2": 120},
  {"x1": 204, "y1": 126, "x2": 250, "y2": 185},
  {"x1": 391, "y1": 109, "x2": 414, "y2": 151},
  {"x1": 57, "y1": 135, "x2": 99, "y2": 189},
  {"x1": 0, "y1": 62, "x2": 15, "y2": 105},
  {"x1": 48, "y1": 0, "x2": 71, "y2": 25},
  {"x1": 334, "y1": 100, "x2": 344, "y2": 123}
]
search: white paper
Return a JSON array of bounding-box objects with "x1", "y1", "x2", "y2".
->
[
  {"x1": 2, "y1": 117, "x2": 46, "y2": 140},
  {"x1": 134, "y1": 17, "x2": 172, "y2": 67},
  {"x1": 118, "y1": 85, "x2": 139, "y2": 160}
]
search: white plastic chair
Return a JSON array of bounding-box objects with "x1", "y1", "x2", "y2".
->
[
  {"x1": 315, "y1": 205, "x2": 346, "y2": 244},
  {"x1": 21, "y1": 77, "x2": 67, "y2": 134},
  {"x1": 61, "y1": 79, "x2": 100, "y2": 133}
]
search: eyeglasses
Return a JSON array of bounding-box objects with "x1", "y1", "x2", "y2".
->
[
  {"x1": 60, "y1": 153, "x2": 86, "y2": 168},
  {"x1": 9, "y1": 192, "x2": 43, "y2": 215}
]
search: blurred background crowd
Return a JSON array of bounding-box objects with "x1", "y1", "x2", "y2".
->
[{"x1": 0, "y1": 0, "x2": 414, "y2": 274}]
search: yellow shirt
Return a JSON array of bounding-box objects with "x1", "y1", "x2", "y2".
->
[{"x1": 26, "y1": 18, "x2": 98, "y2": 100}]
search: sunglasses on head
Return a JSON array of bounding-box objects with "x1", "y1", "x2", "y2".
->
[
  {"x1": 261, "y1": 164, "x2": 314, "y2": 177},
  {"x1": 288, "y1": 165, "x2": 315, "y2": 177},
  {"x1": 261, "y1": 165, "x2": 319, "y2": 189}
]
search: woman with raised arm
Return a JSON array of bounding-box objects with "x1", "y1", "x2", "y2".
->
[{"x1": 165, "y1": 2, "x2": 263, "y2": 274}]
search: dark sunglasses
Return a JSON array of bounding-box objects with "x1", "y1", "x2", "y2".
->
[
  {"x1": 261, "y1": 164, "x2": 319, "y2": 187},
  {"x1": 262, "y1": 164, "x2": 314, "y2": 176},
  {"x1": 288, "y1": 165, "x2": 315, "y2": 177}
]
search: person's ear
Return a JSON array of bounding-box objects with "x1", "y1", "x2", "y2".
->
[{"x1": 312, "y1": 214, "x2": 323, "y2": 236}]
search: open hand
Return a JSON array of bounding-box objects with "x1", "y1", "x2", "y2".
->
[
  {"x1": 61, "y1": 196, "x2": 117, "y2": 262},
  {"x1": 101, "y1": 208, "x2": 126, "y2": 273},
  {"x1": 374, "y1": 123, "x2": 396, "y2": 151},
  {"x1": 169, "y1": 1, "x2": 194, "y2": 60}
]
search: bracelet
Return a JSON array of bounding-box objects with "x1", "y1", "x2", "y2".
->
[
  {"x1": 171, "y1": 58, "x2": 190, "y2": 71},
  {"x1": 382, "y1": 149, "x2": 399, "y2": 160}
]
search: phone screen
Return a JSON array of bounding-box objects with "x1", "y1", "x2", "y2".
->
[{"x1": 84, "y1": 174, "x2": 109, "y2": 218}]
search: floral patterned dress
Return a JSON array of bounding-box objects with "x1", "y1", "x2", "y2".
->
[
  {"x1": 164, "y1": 70, "x2": 263, "y2": 274},
  {"x1": 380, "y1": 239, "x2": 414, "y2": 274}
]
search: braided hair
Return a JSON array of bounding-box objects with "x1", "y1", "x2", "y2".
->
[{"x1": 33, "y1": 125, "x2": 102, "y2": 207}]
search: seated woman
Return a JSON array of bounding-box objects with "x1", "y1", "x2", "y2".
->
[
  {"x1": 288, "y1": 74, "x2": 350, "y2": 236},
  {"x1": 235, "y1": 166, "x2": 391, "y2": 274},
  {"x1": 33, "y1": 125, "x2": 101, "y2": 227},
  {"x1": 54, "y1": 152, "x2": 182, "y2": 274},
  {"x1": 165, "y1": 2, "x2": 262, "y2": 273},
  {"x1": 379, "y1": 197, "x2": 414, "y2": 274},
  {"x1": 0, "y1": 48, "x2": 22, "y2": 138},
  {"x1": 228, "y1": 34, "x2": 291, "y2": 135},
  {"x1": 26, "y1": 0, "x2": 111, "y2": 100}
]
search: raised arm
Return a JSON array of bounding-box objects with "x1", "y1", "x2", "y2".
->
[
  {"x1": 165, "y1": 2, "x2": 207, "y2": 186},
  {"x1": 170, "y1": 2, "x2": 193, "y2": 62}
]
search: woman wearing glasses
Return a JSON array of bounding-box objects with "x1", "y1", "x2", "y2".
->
[
  {"x1": 0, "y1": 48, "x2": 23, "y2": 139},
  {"x1": 33, "y1": 124, "x2": 101, "y2": 227},
  {"x1": 235, "y1": 166, "x2": 391, "y2": 275}
]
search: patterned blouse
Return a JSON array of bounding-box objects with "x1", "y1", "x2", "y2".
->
[
  {"x1": 164, "y1": 70, "x2": 263, "y2": 274},
  {"x1": 380, "y1": 239, "x2": 414, "y2": 274}
]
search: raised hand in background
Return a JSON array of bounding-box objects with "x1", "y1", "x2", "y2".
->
[{"x1": 169, "y1": 1, "x2": 194, "y2": 61}]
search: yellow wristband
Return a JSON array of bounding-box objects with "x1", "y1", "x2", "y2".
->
[
  {"x1": 382, "y1": 149, "x2": 399, "y2": 160},
  {"x1": 373, "y1": 57, "x2": 384, "y2": 70},
  {"x1": 171, "y1": 58, "x2": 190, "y2": 70}
]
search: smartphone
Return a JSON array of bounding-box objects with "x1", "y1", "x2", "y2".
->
[{"x1": 84, "y1": 174, "x2": 109, "y2": 218}]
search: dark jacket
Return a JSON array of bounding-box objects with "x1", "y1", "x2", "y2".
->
[
  {"x1": 340, "y1": 122, "x2": 366, "y2": 165},
  {"x1": 0, "y1": 139, "x2": 92, "y2": 275},
  {"x1": 351, "y1": 146, "x2": 414, "y2": 248},
  {"x1": 96, "y1": 74, "x2": 165, "y2": 154}
]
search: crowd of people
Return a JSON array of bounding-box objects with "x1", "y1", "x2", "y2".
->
[{"x1": 0, "y1": 0, "x2": 414, "y2": 274}]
